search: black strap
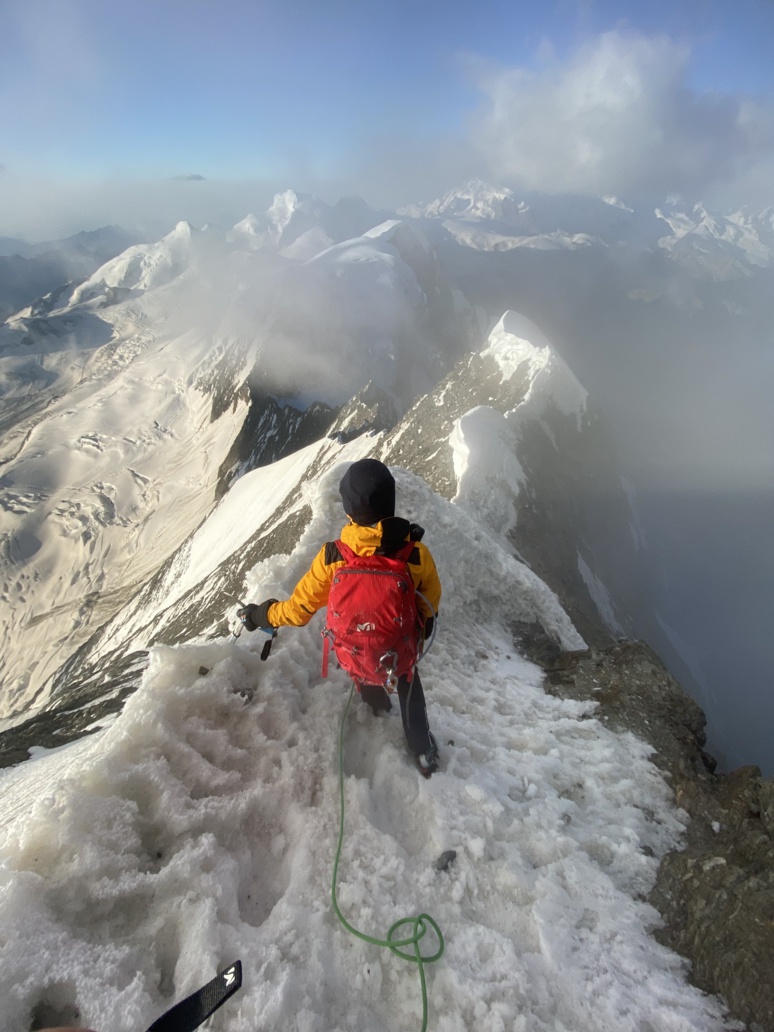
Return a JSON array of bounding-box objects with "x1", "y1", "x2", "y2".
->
[
  {"x1": 325, "y1": 540, "x2": 343, "y2": 565},
  {"x1": 146, "y1": 961, "x2": 242, "y2": 1032}
]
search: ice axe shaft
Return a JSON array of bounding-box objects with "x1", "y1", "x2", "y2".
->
[{"x1": 145, "y1": 960, "x2": 242, "y2": 1032}]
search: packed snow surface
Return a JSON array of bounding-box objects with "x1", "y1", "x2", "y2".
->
[{"x1": 0, "y1": 467, "x2": 732, "y2": 1032}]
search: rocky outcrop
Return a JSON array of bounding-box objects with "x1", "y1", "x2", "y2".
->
[
  {"x1": 217, "y1": 387, "x2": 338, "y2": 495},
  {"x1": 544, "y1": 640, "x2": 774, "y2": 1032},
  {"x1": 326, "y1": 380, "x2": 402, "y2": 441},
  {"x1": 651, "y1": 768, "x2": 774, "y2": 1031}
]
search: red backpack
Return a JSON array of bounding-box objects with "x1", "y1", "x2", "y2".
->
[{"x1": 321, "y1": 539, "x2": 422, "y2": 690}]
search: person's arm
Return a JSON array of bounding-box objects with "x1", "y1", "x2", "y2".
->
[{"x1": 267, "y1": 545, "x2": 337, "y2": 627}]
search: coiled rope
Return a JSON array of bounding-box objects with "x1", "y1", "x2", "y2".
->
[{"x1": 331, "y1": 683, "x2": 445, "y2": 1032}]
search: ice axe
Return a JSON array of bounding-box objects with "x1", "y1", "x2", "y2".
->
[{"x1": 226, "y1": 591, "x2": 277, "y2": 660}]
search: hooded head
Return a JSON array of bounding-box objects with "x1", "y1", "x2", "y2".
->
[{"x1": 339, "y1": 459, "x2": 395, "y2": 526}]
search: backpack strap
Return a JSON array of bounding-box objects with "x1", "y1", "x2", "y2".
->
[
  {"x1": 333, "y1": 539, "x2": 357, "y2": 563},
  {"x1": 392, "y1": 541, "x2": 416, "y2": 563}
]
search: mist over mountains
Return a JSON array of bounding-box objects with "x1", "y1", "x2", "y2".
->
[{"x1": 1, "y1": 181, "x2": 772, "y2": 777}]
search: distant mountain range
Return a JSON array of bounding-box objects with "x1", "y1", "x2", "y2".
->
[{"x1": 0, "y1": 226, "x2": 143, "y2": 320}]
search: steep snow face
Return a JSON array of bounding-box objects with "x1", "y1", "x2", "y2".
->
[
  {"x1": 450, "y1": 405, "x2": 526, "y2": 534},
  {"x1": 69, "y1": 222, "x2": 202, "y2": 304},
  {"x1": 0, "y1": 466, "x2": 731, "y2": 1032}
]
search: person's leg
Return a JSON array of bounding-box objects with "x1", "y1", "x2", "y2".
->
[
  {"x1": 359, "y1": 682, "x2": 393, "y2": 715},
  {"x1": 396, "y1": 670, "x2": 435, "y2": 758}
]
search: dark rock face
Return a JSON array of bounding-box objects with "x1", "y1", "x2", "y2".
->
[
  {"x1": 326, "y1": 380, "x2": 402, "y2": 442},
  {"x1": 545, "y1": 640, "x2": 774, "y2": 1032},
  {"x1": 651, "y1": 765, "x2": 774, "y2": 1032},
  {"x1": 217, "y1": 387, "x2": 338, "y2": 496}
]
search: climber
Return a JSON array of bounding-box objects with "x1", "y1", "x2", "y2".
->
[{"x1": 239, "y1": 458, "x2": 442, "y2": 775}]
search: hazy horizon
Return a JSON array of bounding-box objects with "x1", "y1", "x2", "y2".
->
[{"x1": 2, "y1": 0, "x2": 774, "y2": 240}]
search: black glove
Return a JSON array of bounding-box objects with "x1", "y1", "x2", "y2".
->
[
  {"x1": 423, "y1": 616, "x2": 435, "y2": 641},
  {"x1": 238, "y1": 598, "x2": 279, "y2": 632}
]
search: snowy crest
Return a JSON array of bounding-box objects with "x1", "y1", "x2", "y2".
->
[
  {"x1": 400, "y1": 178, "x2": 525, "y2": 222},
  {"x1": 228, "y1": 189, "x2": 334, "y2": 253},
  {"x1": 481, "y1": 311, "x2": 588, "y2": 429},
  {"x1": 656, "y1": 202, "x2": 774, "y2": 278},
  {"x1": 69, "y1": 221, "x2": 201, "y2": 305}
]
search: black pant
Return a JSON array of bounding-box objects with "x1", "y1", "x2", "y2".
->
[{"x1": 359, "y1": 670, "x2": 433, "y2": 756}]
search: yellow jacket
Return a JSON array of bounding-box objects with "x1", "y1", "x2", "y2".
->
[{"x1": 267, "y1": 517, "x2": 441, "y2": 628}]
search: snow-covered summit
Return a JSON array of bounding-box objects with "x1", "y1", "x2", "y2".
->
[
  {"x1": 227, "y1": 190, "x2": 387, "y2": 257},
  {"x1": 656, "y1": 202, "x2": 774, "y2": 277},
  {"x1": 69, "y1": 220, "x2": 201, "y2": 305},
  {"x1": 400, "y1": 179, "x2": 526, "y2": 223},
  {"x1": 228, "y1": 189, "x2": 333, "y2": 253}
]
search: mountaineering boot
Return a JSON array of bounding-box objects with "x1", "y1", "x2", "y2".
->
[{"x1": 417, "y1": 732, "x2": 439, "y2": 778}]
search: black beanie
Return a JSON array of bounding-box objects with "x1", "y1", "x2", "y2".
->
[{"x1": 339, "y1": 459, "x2": 395, "y2": 525}]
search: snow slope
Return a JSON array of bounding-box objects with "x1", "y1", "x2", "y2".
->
[
  {"x1": 0, "y1": 464, "x2": 733, "y2": 1032},
  {"x1": 0, "y1": 225, "x2": 261, "y2": 720}
]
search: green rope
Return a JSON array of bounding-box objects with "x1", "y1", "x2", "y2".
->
[{"x1": 331, "y1": 684, "x2": 445, "y2": 1032}]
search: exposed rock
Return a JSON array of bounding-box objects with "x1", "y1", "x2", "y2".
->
[
  {"x1": 217, "y1": 387, "x2": 337, "y2": 495},
  {"x1": 326, "y1": 380, "x2": 401, "y2": 441},
  {"x1": 546, "y1": 639, "x2": 774, "y2": 1031},
  {"x1": 650, "y1": 761, "x2": 774, "y2": 1032}
]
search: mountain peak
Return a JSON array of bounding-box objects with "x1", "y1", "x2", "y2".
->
[{"x1": 400, "y1": 180, "x2": 522, "y2": 222}]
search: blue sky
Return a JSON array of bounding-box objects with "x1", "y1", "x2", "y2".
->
[{"x1": 2, "y1": 0, "x2": 774, "y2": 237}]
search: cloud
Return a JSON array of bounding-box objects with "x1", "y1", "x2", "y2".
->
[
  {"x1": 0, "y1": 175, "x2": 286, "y2": 242},
  {"x1": 468, "y1": 31, "x2": 774, "y2": 202}
]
